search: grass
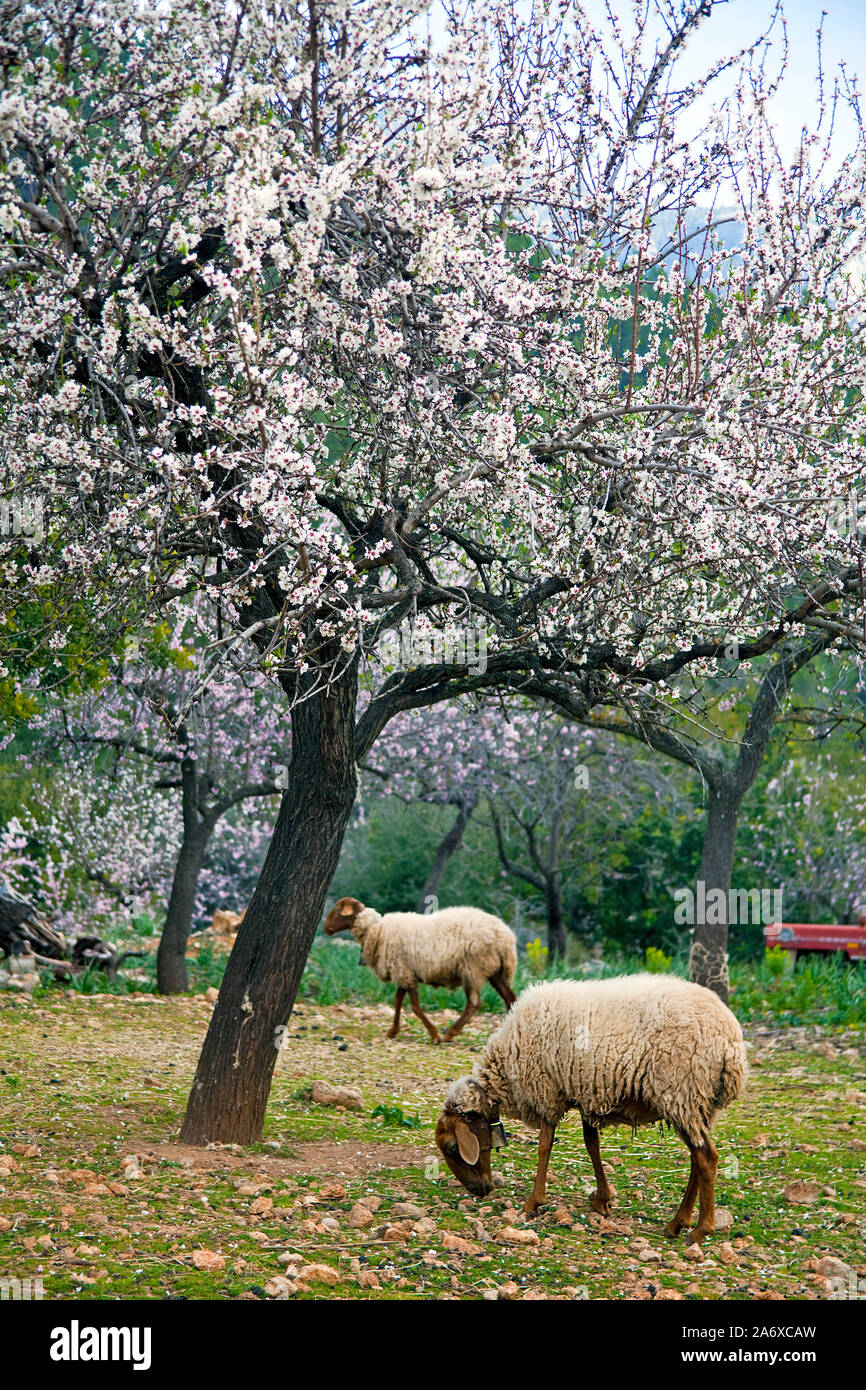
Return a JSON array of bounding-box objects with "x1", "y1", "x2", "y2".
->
[
  {"x1": 38, "y1": 935, "x2": 866, "y2": 1031},
  {"x1": 0, "y1": 983, "x2": 864, "y2": 1301}
]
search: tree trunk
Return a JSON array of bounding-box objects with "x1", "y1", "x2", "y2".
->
[
  {"x1": 416, "y1": 799, "x2": 473, "y2": 912},
  {"x1": 156, "y1": 826, "x2": 211, "y2": 994},
  {"x1": 690, "y1": 778, "x2": 739, "y2": 1003},
  {"x1": 545, "y1": 874, "x2": 566, "y2": 959},
  {"x1": 179, "y1": 666, "x2": 357, "y2": 1146}
]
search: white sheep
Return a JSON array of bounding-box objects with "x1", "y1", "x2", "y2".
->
[
  {"x1": 435, "y1": 974, "x2": 747, "y2": 1244},
  {"x1": 322, "y1": 896, "x2": 517, "y2": 1043}
]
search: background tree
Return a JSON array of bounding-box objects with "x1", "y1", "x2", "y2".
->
[{"x1": 2, "y1": 0, "x2": 865, "y2": 1141}]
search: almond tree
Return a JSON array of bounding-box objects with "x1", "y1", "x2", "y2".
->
[
  {"x1": 2, "y1": 0, "x2": 865, "y2": 1140},
  {"x1": 19, "y1": 636, "x2": 283, "y2": 991}
]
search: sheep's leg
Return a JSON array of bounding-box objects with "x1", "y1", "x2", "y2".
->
[
  {"x1": 666, "y1": 1148, "x2": 700, "y2": 1237},
  {"x1": 442, "y1": 987, "x2": 480, "y2": 1041},
  {"x1": 582, "y1": 1122, "x2": 613, "y2": 1215},
  {"x1": 385, "y1": 988, "x2": 406, "y2": 1040},
  {"x1": 489, "y1": 971, "x2": 517, "y2": 1008},
  {"x1": 408, "y1": 987, "x2": 440, "y2": 1044},
  {"x1": 685, "y1": 1139, "x2": 718, "y2": 1246},
  {"x1": 523, "y1": 1120, "x2": 556, "y2": 1217}
]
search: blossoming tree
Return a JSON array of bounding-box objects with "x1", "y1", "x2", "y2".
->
[{"x1": 2, "y1": 0, "x2": 865, "y2": 1140}]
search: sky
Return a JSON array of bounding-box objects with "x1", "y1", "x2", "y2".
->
[{"x1": 580, "y1": 0, "x2": 866, "y2": 164}]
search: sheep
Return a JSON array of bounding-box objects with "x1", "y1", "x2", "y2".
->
[
  {"x1": 435, "y1": 974, "x2": 747, "y2": 1244},
  {"x1": 322, "y1": 896, "x2": 517, "y2": 1043}
]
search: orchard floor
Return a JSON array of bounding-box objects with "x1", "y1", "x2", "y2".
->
[{"x1": 0, "y1": 989, "x2": 864, "y2": 1301}]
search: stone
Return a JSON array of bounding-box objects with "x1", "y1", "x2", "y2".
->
[
  {"x1": 718, "y1": 1242, "x2": 738, "y2": 1265},
  {"x1": 714, "y1": 1207, "x2": 734, "y2": 1232},
  {"x1": 783, "y1": 1181, "x2": 821, "y2": 1204},
  {"x1": 501, "y1": 1225, "x2": 540, "y2": 1246},
  {"x1": 191, "y1": 1249, "x2": 226, "y2": 1271},
  {"x1": 264, "y1": 1276, "x2": 296, "y2": 1299},
  {"x1": 683, "y1": 1244, "x2": 704, "y2": 1261},
  {"x1": 391, "y1": 1202, "x2": 425, "y2": 1220},
  {"x1": 358, "y1": 1269, "x2": 380, "y2": 1289},
  {"x1": 319, "y1": 1182, "x2": 347, "y2": 1199},
  {"x1": 310, "y1": 1080, "x2": 363, "y2": 1110},
  {"x1": 498, "y1": 1281, "x2": 521, "y2": 1300},
  {"x1": 297, "y1": 1262, "x2": 340, "y2": 1286},
  {"x1": 638, "y1": 1247, "x2": 662, "y2": 1263},
  {"x1": 442, "y1": 1232, "x2": 482, "y2": 1256},
  {"x1": 249, "y1": 1196, "x2": 274, "y2": 1215},
  {"x1": 815, "y1": 1256, "x2": 855, "y2": 1281},
  {"x1": 347, "y1": 1202, "x2": 375, "y2": 1229},
  {"x1": 204, "y1": 987, "x2": 219, "y2": 1003}
]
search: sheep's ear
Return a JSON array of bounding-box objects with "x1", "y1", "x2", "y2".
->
[
  {"x1": 454, "y1": 1120, "x2": 480, "y2": 1166},
  {"x1": 339, "y1": 900, "x2": 355, "y2": 916}
]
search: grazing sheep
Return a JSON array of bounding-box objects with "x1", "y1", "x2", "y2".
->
[
  {"x1": 322, "y1": 896, "x2": 517, "y2": 1043},
  {"x1": 435, "y1": 974, "x2": 747, "y2": 1244}
]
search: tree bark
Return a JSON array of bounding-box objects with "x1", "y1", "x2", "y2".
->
[
  {"x1": 545, "y1": 872, "x2": 566, "y2": 960},
  {"x1": 416, "y1": 798, "x2": 474, "y2": 912},
  {"x1": 156, "y1": 826, "x2": 211, "y2": 993},
  {"x1": 689, "y1": 777, "x2": 739, "y2": 1003},
  {"x1": 179, "y1": 665, "x2": 357, "y2": 1146}
]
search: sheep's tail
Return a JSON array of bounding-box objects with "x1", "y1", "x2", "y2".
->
[
  {"x1": 715, "y1": 1035, "x2": 748, "y2": 1111},
  {"x1": 500, "y1": 930, "x2": 518, "y2": 987}
]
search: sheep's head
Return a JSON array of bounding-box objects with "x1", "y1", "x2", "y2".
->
[
  {"x1": 435, "y1": 1077, "x2": 500, "y2": 1197},
  {"x1": 323, "y1": 896, "x2": 365, "y2": 935}
]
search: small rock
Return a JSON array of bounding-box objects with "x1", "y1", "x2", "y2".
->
[
  {"x1": 553, "y1": 1207, "x2": 573, "y2": 1225},
  {"x1": 783, "y1": 1181, "x2": 821, "y2": 1205},
  {"x1": 498, "y1": 1280, "x2": 521, "y2": 1300},
  {"x1": 358, "y1": 1269, "x2": 380, "y2": 1289},
  {"x1": 638, "y1": 1247, "x2": 662, "y2": 1263},
  {"x1": 205, "y1": 987, "x2": 219, "y2": 1003},
  {"x1": 318, "y1": 1182, "x2": 347, "y2": 1199},
  {"x1": 501, "y1": 1226, "x2": 540, "y2": 1246},
  {"x1": 11, "y1": 1143, "x2": 39, "y2": 1157},
  {"x1": 249, "y1": 1196, "x2": 274, "y2": 1216},
  {"x1": 391, "y1": 1202, "x2": 425, "y2": 1220},
  {"x1": 347, "y1": 1202, "x2": 375, "y2": 1229},
  {"x1": 75, "y1": 1245, "x2": 101, "y2": 1258},
  {"x1": 816, "y1": 1256, "x2": 855, "y2": 1281},
  {"x1": 297, "y1": 1262, "x2": 340, "y2": 1286},
  {"x1": 714, "y1": 1208, "x2": 734, "y2": 1233},
  {"x1": 482, "y1": 1289, "x2": 499, "y2": 1301},
  {"x1": 718, "y1": 1242, "x2": 738, "y2": 1265},
  {"x1": 310, "y1": 1080, "x2": 363, "y2": 1110},
  {"x1": 442, "y1": 1232, "x2": 482, "y2": 1256},
  {"x1": 192, "y1": 1249, "x2": 226, "y2": 1271},
  {"x1": 264, "y1": 1276, "x2": 296, "y2": 1299},
  {"x1": 683, "y1": 1244, "x2": 704, "y2": 1261}
]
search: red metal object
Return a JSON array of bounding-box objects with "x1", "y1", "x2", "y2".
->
[{"x1": 764, "y1": 920, "x2": 866, "y2": 961}]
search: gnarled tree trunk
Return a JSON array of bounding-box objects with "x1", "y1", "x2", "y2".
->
[
  {"x1": 180, "y1": 667, "x2": 357, "y2": 1146},
  {"x1": 689, "y1": 777, "x2": 738, "y2": 1003},
  {"x1": 416, "y1": 796, "x2": 474, "y2": 912},
  {"x1": 156, "y1": 825, "x2": 211, "y2": 994}
]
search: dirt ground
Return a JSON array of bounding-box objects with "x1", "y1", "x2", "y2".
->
[{"x1": 1, "y1": 989, "x2": 864, "y2": 1300}]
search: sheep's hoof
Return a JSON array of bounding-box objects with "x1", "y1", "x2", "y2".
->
[
  {"x1": 590, "y1": 1193, "x2": 611, "y2": 1216},
  {"x1": 685, "y1": 1226, "x2": 711, "y2": 1247},
  {"x1": 385, "y1": 1028, "x2": 399, "y2": 1040},
  {"x1": 522, "y1": 1200, "x2": 542, "y2": 1218},
  {"x1": 665, "y1": 1217, "x2": 689, "y2": 1238},
  {"x1": 428, "y1": 1034, "x2": 441, "y2": 1046}
]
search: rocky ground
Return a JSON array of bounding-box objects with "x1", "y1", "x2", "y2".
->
[{"x1": 0, "y1": 989, "x2": 864, "y2": 1300}]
